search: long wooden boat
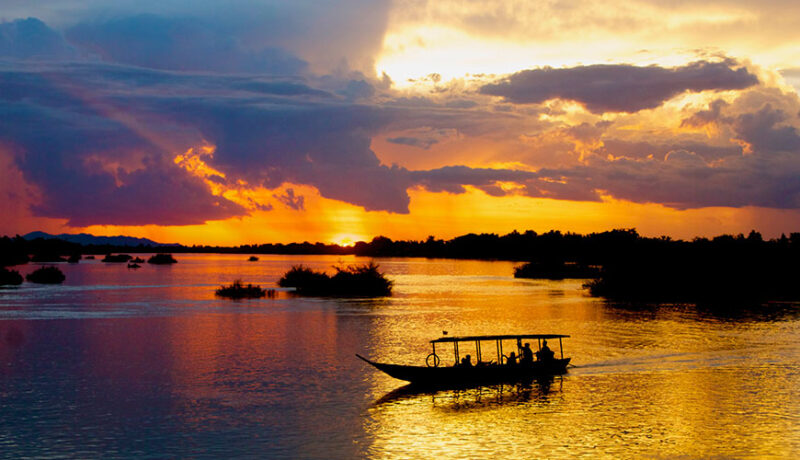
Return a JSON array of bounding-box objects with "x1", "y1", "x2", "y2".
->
[{"x1": 357, "y1": 333, "x2": 571, "y2": 386}]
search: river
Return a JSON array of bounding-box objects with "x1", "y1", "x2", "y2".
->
[{"x1": 0, "y1": 254, "x2": 797, "y2": 458}]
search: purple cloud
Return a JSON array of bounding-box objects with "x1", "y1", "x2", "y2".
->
[
  {"x1": 1, "y1": 14, "x2": 799, "y2": 229},
  {"x1": 386, "y1": 136, "x2": 439, "y2": 149},
  {"x1": 480, "y1": 60, "x2": 758, "y2": 113}
]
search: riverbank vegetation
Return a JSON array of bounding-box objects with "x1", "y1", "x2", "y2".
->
[
  {"x1": 5, "y1": 229, "x2": 800, "y2": 303},
  {"x1": 278, "y1": 262, "x2": 393, "y2": 297},
  {"x1": 584, "y1": 232, "x2": 800, "y2": 303}
]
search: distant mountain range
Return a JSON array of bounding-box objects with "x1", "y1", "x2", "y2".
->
[{"x1": 23, "y1": 231, "x2": 179, "y2": 247}]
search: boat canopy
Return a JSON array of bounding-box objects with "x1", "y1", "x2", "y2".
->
[{"x1": 431, "y1": 334, "x2": 569, "y2": 344}]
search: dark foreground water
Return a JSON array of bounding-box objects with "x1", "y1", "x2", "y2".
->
[{"x1": 1, "y1": 255, "x2": 798, "y2": 458}]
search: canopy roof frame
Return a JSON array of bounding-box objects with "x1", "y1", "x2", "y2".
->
[{"x1": 431, "y1": 334, "x2": 569, "y2": 344}]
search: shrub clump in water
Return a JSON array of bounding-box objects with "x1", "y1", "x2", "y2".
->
[
  {"x1": 278, "y1": 262, "x2": 392, "y2": 297},
  {"x1": 26, "y1": 266, "x2": 66, "y2": 284},
  {"x1": 216, "y1": 280, "x2": 269, "y2": 299},
  {"x1": 148, "y1": 254, "x2": 177, "y2": 264},
  {"x1": 0, "y1": 267, "x2": 24, "y2": 285}
]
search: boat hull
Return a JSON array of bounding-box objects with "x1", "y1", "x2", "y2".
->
[{"x1": 357, "y1": 354, "x2": 570, "y2": 386}]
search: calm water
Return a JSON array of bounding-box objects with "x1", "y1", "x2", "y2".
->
[{"x1": 0, "y1": 254, "x2": 797, "y2": 458}]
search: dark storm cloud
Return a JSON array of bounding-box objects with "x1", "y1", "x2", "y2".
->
[
  {"x1": 0, "y1": 64, "x2": 247, "y2": 226},
  {"x1": 65, "y1": 15, "x2": 309, "y2": 75},
  {"x1": 387, "y1": 136, "x2": 439, "y2": 149},
  {"x1": 732, "y1": 104, "x2": 800, "y2": 153},
  {"x1": 680, "y1": 99, "x2": 730, "y2": 128},
  {"x1": 0, "y1": 56, "x2": 533, "y2": 222},
  {"x1": 526, "y1": 151, "x2": 800, "y2": 209},
  {"x1": 508, "y1": 90, "x2": 800, "y2": 210},
  {"x1": 0, "y1": 18, "x2": 76, "y2": 60},
  {"x1": 480, "y1": 60, "x2": 758, "y2": 113},
  {"x1": 411, "y1": 166, "x2": 536, "y2": 196},
  {"x1": 597, "y1": 139, "x2": 743, "y2": 162},
  {"x1": 2, "y1": 12, "x2": 800, "y2": 225}
]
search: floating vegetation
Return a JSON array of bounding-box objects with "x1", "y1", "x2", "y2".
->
[
  {"x1": 215, "y1": 280, "x2": 273, "y2": 299},
  {"x1": 0, "y1": 267, "x2": 23, "y2": 285},
  {"x1": 102, "y1": 254, "x2": 132, "y2": 263},
  {"x1": 26, "y1": 266, "x2": 65, "y2": 284},
  {"x1": 147, "y1": 254, "x2": 177, "y2": 264},
  {"x1": 278, "y1": 261, "x2": 392, "y2": 297}
]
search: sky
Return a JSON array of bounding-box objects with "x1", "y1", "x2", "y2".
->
[{"x1": 2, "y1": 0, "x2": 800, "y2": 245}]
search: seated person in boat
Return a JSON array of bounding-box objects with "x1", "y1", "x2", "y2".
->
[
  {"x1": 506, "y1": 351, "x2": 517, "y2": 366},
  {"x1": 536, "y1": 339, "x2": 556, "y2": 361},
  {"x1": 460, "y1": 354, "x2": 473, "y2": 367},
  {"x1": 520, "y1": 343, "x2": 534, "y2": 365}
]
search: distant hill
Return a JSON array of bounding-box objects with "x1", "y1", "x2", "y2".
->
[{"x1": 23, "y1": 231, "x2": 178, "y2": 247}]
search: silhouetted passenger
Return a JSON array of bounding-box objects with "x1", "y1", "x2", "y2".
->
[
  {"x1": 460, "y1": 355, "x2": 473, "y2": 367},
  {"x1": 506, "y1": 352, "x2": 517, "y2": 366},
  {"x1": 521, "y1": 343, "x2": 533, "y2": 365},
  {"x1": 536, "y1": 339, "x2": 555, "y2": 361}
]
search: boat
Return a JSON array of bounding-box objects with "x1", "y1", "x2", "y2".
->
[{"x1": 357, "y1": 333, "x2": 571, "y2": 386}]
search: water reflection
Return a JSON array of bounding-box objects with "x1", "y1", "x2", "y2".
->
[
  {"x1": 373, "y1": 377, "x2": 563, "y2": 410},
  {"x1": 0, "y1": 255, "x2": 798, "y2": 458},
  {"x1": 601, "y1": 299, "x2": 800, "y2": 323}
]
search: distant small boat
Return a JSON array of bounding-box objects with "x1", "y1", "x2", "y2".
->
[
  {"x1": 127, "y1": 263, "x2": 141, "y2": 269},
  {"x1": 248, "y1": 256, "x2": 259, "y2": 262},
  {"x1": 357, "y1": 333, "x2": 571, "y2": 387}
]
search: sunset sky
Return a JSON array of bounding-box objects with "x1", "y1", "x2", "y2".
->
[{"x1": 3, "y1": 0, "x2": 800, "y2": 245}]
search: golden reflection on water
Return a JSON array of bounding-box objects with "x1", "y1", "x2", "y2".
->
[
  {"x1": 363, "y1": 369, "x2": 796, "y2": 458},
  {"x1": 1, "y1": 254, "x2": 798, "y2": 458}
]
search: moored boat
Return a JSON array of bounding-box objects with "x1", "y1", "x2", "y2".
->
[{"x1": 357, "y1": 333, "x2": 571, "y2": 386}]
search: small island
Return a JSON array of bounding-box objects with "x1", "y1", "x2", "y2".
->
[
  {"x1": 148, "y1": 254, "x2": 177, "y2": 264},
  {"x1": 215, "y1": 280, "x2": 270, "y2": 299},
  {"x1": 278, "y1": 262, "x2": 392, "y2": 297},
  {"x1": 26, "y1": 266, "x2": 66, "y2": 284},
  {"x1": 0, "y1": 267, "x2": 24, "y2": 285}
]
